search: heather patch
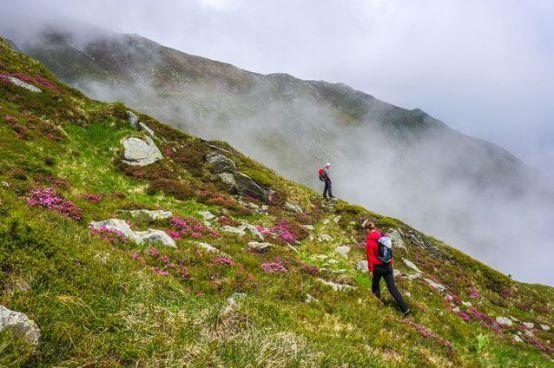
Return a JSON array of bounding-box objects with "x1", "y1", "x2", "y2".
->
[{"x1": 27, "y1": 187, "x2": 82, "y2": 221}]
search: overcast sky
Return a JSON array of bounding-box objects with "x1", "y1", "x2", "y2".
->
[{"x1": 2, "y1": 0, "x2": 554, "y2": 176}]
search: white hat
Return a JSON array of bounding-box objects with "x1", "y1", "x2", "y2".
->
[{"x1": 325, "y1": 162, "x2": 331, "y2": 167}]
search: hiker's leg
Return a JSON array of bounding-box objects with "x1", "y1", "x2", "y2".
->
[
  {"x1": 371, "y1": 268, "x2": 382, "y2": 299},
  {"x1": 383, "y1": 267, "x2": 408, "y2": 313},
  {"x1": 328, "y1": 182, "x2": 334, "y2": 198},
  {"x1": 323, "y1": 181, "x2": 329, "y2": 198}
]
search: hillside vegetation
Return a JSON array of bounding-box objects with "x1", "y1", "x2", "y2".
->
[{"x1": 0, "y1": 38, "x2": 552, "y2": 367}]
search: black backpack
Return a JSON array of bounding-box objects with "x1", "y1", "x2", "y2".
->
[{"x1": 377, "y1": 236, "x2": 393, "y2": 263}]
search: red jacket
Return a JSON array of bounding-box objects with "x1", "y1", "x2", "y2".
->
[{"x1": 366, "y1": 230, "x2": 393, "y2": 272}]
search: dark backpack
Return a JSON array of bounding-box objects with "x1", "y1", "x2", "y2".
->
[
  {"x1": 377, "y1": 236, "x2": 393, "y2": 263},
  {"x1": 318, "y1": 168, "x2": 325, "y2": 181}
]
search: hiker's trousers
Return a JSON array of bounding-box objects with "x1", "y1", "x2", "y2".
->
[
  {"x1": 372, "y1": 263, "x2": 408, "y2": 313},
  {"x1": 323, "y1": 180, "x2": 333, "y2": 198}
]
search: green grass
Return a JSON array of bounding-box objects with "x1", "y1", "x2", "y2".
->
[{"x1": 0, "y1": 37, "x2": 552, "y2": 367}]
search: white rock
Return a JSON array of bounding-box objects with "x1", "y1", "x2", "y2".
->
[
  {"x1": 317, "y1": 234, "x2": 333, "y2": 242},
  {"x1": 356, "y1": 260, "x2": 368, "y2": 272},
  {"x1": 496, "y1": 317, "x2": 513, "y2": 326},
  {"x1": 218, "y1": 172, "x2": 236, "y2": 186},
  {"x1": 248, "y1": 241, "x2": 273, "y2": 253},
  {"x1": 0, "y1": 305, "x2": 40, "y2": 345},
  {"x1": 199, "y1": 211, "x2": 216, "y2": 221},
  {"x1": 402, "y1": 259, "x2": 422, "y2": 273},
  {"x1": 333, "y1": 216, "x2": 341, "y2": 223},
  {"x1": 322, "y1": 218, "x2": 330, "y2": 225},
  {"x1": 302, "y1": 224, "x2": 315, "y2": 231},
  {"x1": 335, "y1": 245, "x2": 351, "y2": 258},
  {"x1": 462, "y1": 301, "x2": 473, "y2": 307},
  {"x1": 388, "y1": 228, "x2": 406, "y2": 249},
  {"x1": 284, "y1": 202, "x2": 303, "y2": 213},
  {"x1": 513, "y1": 335, "x2": 523, "y2": 343},
  {"x1": 305, "y1": 294, "x2": 319, "y2": 303},
  {"x1": 522, "y1": 322, "x2": 534, "y2": 329},
  {"x1": 317, "y1": 278, "x2": 356, "y2": 292},
  {"x1": 221, "y1": 292, "x2": 246, "y2": 315},
  {"x1": 196, "y1": 242, "x2": 219, "y2": 253},
  {"x1": 6, "y1": 76, "x2": 41, "y2": 93},
  {"x1": 90, "y1": 219, "x2": 175, "y2": 247},
  {"x1": 1, "y1": 181, "x2": 9, "y2": 188},
  {"x1": 524, "y1": 330, "x2": 534, "y2": 337},
  {"x1": 127, "y1": 209, "x2": 172, "y2": 220},
  {"x1": 405, "y1": 291, "x2": 412, "y2": 298},
  {"x1": 423, "y1": 278, "x2": 446, "y2": 293},
  {"x1": 126, "y1": 111, "x2": 139, "y2": 128},
  {"x1": 122, "y1": 136, "x2": 162, "y2": 166},
  {"x1": 452, "y1": 306, "x2": 460, "y2": 313},
  {"x1": 139, "y1": 122, "x2": 155, "y2": 137},
  {"x1": 314, "y1": 254, "x2": 328, "y2": 260},
  {"x1": 393, "y1": 268, "x2": 401, "y2": 277},
  {"x1": 221, "y1": 225, "x2": 246, "y2": 236},
  {"x1": 239, "y1": 223, "x2": 264, "y2": 240},
  {"x1": 540, "y1": 324, "x2": 550, "y2": 331},
  {"x1": 325, "y1": 259, "x2": 339, "y2": 265},
  {"x1": 136, "y1": 229, "x2": 176, "y2": 248},
  {"x1": 406, "y1": 273, "x2": 421, "y2": 280}
]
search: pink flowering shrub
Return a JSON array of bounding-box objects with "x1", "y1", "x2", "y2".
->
[
  {"x1": 130, "y1": 248, "x2": 190, "y2": 279},
  {"x1": 211, "y1": 256, "x2": 234, "y2": 266},
  {"x1": 261, "y1": 258, "x2": 288, "y2": 274},
  {"x1": 168, "y1": 216, "x2": 220, "y2": 240},
  {"x1": 300, "y1": 263, "x2": 319, "y2": 276},
  {"x1": 90, "y1": 226, "x2": 128, "y2": 245},
  {"x1": 80, "y1": 193, "x2": 104, "y2": 204},
  {"x1": 257, "y1": 219, "x2": 308, "y2": 245},
  {"x1": 27, "y1": 187, "x2": 82, "y2": 221},
  {"x1": 404, "y1": 320, "x2": 453, "y2": 349},
  {"x1": 457, "y1": 311, "x2": 471, "y2": 322},
  {"x1": 8, "y1": 72, "x2": 63, "y2": 93},
  {"x1": 468, "y1": 287, "x2": 481, "y2": 299}
]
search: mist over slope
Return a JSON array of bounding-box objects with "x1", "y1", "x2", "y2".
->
[{"x1": 9, "y1": 24, "x2": 554, "y2": 284}]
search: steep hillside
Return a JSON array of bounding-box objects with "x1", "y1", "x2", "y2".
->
[
  {"x1": 13, "y1": 26, "x2": 554, "y2": 284},
  {"x1": 0, "y1": 38, "x2": 553, "y2": 367}
]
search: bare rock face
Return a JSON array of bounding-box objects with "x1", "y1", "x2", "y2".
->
[
  {"x1": 205, "y1": 151, "x2": 272, "y2": 203},
  {"x1": 284, "y1": 202, "x2": 303, "y2": 213},
  {"x1": 126, "y1": 110, "x2": 139, "y2": 128},
  {"x1": 90, "y1": 219, "x2": 176, "y2": 247},
  {"x1": 388, "y1": 228, "x2": 406, "y2": 249},
  {"x1": 206, "y1": 152, "x2": 237, "y2": 173},
  {"x1": 335, "y1": 245, "x2": 351, "y2": 258},
  {"x1": 5, "y1": 76, "x2": 42, "y2": 93},
  {"x1": 122, "y1": 137, "x2": 163, "y2": 166},
  {"x1": 248, "y1": 241, "x2": 273, "y2": 253},
  {"x1": 126, "y1": 209, "x2": 173, "y2": 220},
  {"x1": 0, "y1": 305, "x2": 40, "y2": 345}
]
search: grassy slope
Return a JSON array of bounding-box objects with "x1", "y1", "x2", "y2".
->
[{"x1": 0, "y1": 38, "x2": 552, "y2": 367}]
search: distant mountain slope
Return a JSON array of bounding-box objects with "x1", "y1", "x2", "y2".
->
[
  {"x1": 0, "y1": 36, "x2": 552, "y2": 367},
  {"x1": 13, "y1": 25, "x2": 554, "y2": 283}
]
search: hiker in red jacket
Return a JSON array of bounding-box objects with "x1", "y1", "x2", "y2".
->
[{"x1": 364, "y1": 220, "x2": 409, "y2": 316}]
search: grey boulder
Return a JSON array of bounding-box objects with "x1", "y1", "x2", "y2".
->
[
  {"x1": 122, "y1": 137, "x2": 163, "y2": 166},
  {"x1": 0, "y1": 305, "x2": 40, "y2": 345},
  {"x1": 90, "y1": 219, "x2": 176, "y2": 247}
]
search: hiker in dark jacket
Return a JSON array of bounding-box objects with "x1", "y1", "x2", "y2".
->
[
  {"x1": 364, "y1": 220, "x2": 409, "y2": 316},
  {"x1": 319, "y1": 163, "x2": 335, "y2": 199}
]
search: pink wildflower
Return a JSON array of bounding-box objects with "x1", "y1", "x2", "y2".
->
[
  {"x1": 211, "y1": 256, "x2": 234, "y2": 266},
  {"x1": 468, "y1": 287, "x2": 481, "y2": 299},
  {"x1": 27, "y1": 187, "x2": 82, "y2": 221},
  {"x1": 149, "y1": 247, "x2": 160, "y2": 258},
  {"x1": 261, "y1": 262, "x2": 288, "y2": 273}
]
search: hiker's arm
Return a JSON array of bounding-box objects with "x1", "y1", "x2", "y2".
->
[{"x1": 366, "y1": 235, "x2": 376, "y2": 273}]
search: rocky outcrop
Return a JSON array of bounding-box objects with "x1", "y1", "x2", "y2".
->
[
  {"x1": 284, "y1": 202, "x2": 303, "y2": 213},
  {"x1": 388, "y1": 228, "x2": 406, "y2": 249},
  {"x1": 199, "y1": 211, "x2": 216, "y2": 221},
  {"x1": 205, "y1": 151, "x2": 272, "y2": 203},
  {"x1": 317, "y1": 278, "x2": 356, "y2": 292},
  {"x1": 496, "y1": 317, "x2": 513, "y2": 326},
  {"x1": 404, "y1": 230, "x2": 445, "y2": 259},
  {"x1": 196, "y1": 242, "x2": 219, "y2": 253},
  {"x1": 402, "y1": 259, "x2": 422, "y2": 274},
  {"x1": 126, "y1": 209, "x2": 173, "y2": 220},
  {"x1": 90, "y1": 219, "x2": 176, "y2": 247},
  {"x1": 335, "y1": 245, "x2": 350, "y2": 258},
  {"x1": 248, "y1": 241, "x2": 273, "y2": 253},
  {"x1": 126, "y1": 110, "x2": 139, "y2": 128},
  {"x1": 206, "y1": 152, "x2": 237, "y2": 173},
  {"x1": 122, "y1": 137, "x2": 163, "y2": 166},
  {"x1": 0, "y1": 305, "x2": 40, "y2": 345},
  {"x1": 423, "y1": 278, "x2": 446, "y2": 293},
  {"x1": 5, "y1": 76, "x2": 41, "y2": 93}
]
